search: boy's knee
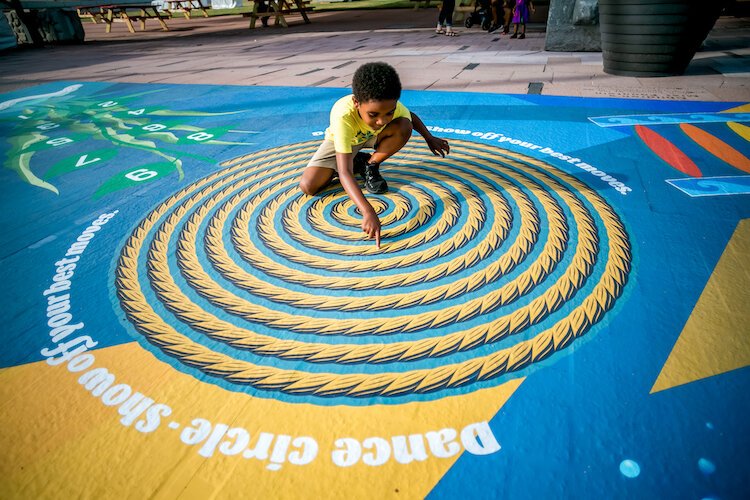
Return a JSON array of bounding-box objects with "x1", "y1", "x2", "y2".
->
[
  {"x1": 299, "y1": 179, "x2": 317, "y2": 196},
  {"x1": 393, "y1": 117, "x2": 413, "y2": 139}
]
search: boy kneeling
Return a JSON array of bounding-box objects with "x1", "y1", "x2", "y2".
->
[{"x1": 299, "y1": 62, "x2": 450, "y2": 249}]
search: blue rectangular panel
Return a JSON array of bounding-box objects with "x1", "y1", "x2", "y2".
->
[
  {"x1": 589, "y1": 112, "x2": 750, "y2": 127},
  {"x1": 667, "y1": 175, "x2": 750, "y2": 196}
]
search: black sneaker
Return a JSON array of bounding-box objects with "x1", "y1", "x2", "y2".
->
[
  {"x1": 353, "y1": 151, "x2": 370, "y2": 179},
  {"x1": 364, "y1": 162, "x2": 387, "y2": 194},
  {"x1": 519, "y1": 33, "x2": 525, "y2": 39}
]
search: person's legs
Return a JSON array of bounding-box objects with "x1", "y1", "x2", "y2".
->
[
  {"x1": 257, "y1": 0, "x2": 269, "y2": 27},
  {"x1": 368, "y1": 117, "x2": 413, "y2": 165},
  {"x1": 441, "y1": 0, "x2": 456, "y2": 35},
  {"x1": 488, "y1": 0, "x2": 499, "y2": 31},
  {"x1": 437, "y1": 1, "x2": 449, "y2": 32},
  {"x1": 356, "y1": 117, "x2": 413, "y2": 194},
  {"x1": 299, "y1": 167, "x2": 335, "y2": 196},
  {"x1": 300, "y1": 118, "x2": 412, "y2": 196},
  {"x1": 300, "y1": 140, "x2": 338, "y2": 196}
]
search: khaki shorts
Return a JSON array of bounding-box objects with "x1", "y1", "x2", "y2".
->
[{"x1": 306, "y1": 137, "x2": 378, "y2": 171}]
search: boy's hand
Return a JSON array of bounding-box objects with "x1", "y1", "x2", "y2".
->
[
  {"x1": 362, "y1": 210, "x2": 381, "y2": 249},
  {"x1": 426, "y1": 136, "x2": 450, "y2": 157},
  {"x1": 335, "y1": 152, "x2": 381, "y2": 248}
]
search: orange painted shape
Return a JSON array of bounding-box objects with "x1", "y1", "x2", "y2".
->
[
  {"x1": 680, "y1": 123, "x2": 750, "y2": 174},
  {"x1": 635, "y1": 125, "x2": 702, "y2": 177}
]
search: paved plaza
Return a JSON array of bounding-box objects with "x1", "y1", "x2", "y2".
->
[
  {"x1": 1, "y1": 7, "x2": 749, "y2": 499},
  {"x1": 2, "y1": 9, "x2": 749, "y2": 100}
]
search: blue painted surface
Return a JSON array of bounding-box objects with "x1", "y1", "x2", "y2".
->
[{"x1": 2, "y1": 82, "x2": 749, "y2": 497}]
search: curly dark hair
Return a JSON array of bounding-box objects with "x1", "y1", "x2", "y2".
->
[{"x1": 351, "y1": 62, "x2": 402, "y2": 103}]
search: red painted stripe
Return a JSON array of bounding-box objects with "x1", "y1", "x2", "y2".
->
[
  {"x1": 635, "y1": 125, "x2": 702, "y2": 177},
  {"x1": 681, "y1": 123, "x2": 750, "y2": 174}
]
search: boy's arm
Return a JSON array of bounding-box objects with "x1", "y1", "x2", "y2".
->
[
  {"x1": 410, "y1": 112, "x2": 450, "y2": 157},
  {"x1": 336, "y1": 152, "x2": 381, "y2": 248}
]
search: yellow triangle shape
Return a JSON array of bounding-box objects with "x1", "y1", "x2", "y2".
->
[
  {"x1": 651, "y1": 219, "x2": 750, "y2": 393},
  {"x1": 0, "y1": 342, "x2": 525, "y2": 499},
  {"x1": 722, "y1": 103, "x2": 750, "y2": 113}
]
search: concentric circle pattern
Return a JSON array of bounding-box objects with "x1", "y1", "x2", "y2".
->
[{"x1": 115, "y1": 139, "x2": 632, "y2": 402}]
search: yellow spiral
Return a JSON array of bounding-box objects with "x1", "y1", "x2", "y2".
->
[{"x1": 115, "y1": 139, "x2": 631, "y2": 400}]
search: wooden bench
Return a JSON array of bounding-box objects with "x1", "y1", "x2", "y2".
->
[
  {"x1": 77, "y1": 3, "x2": 169, "y2": 33},
  {"x1": 160, "y1": 0, "x2": 208, "y2": 19},
  {"x1": 242, "y1": 0, "x2": 313, "y2": 29}
]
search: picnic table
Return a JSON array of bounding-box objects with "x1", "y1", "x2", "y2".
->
[
  {"x1": 77, "y1": 0, "x2": 313, "y2": 32},
  {"x1": 160, "y1": 0, "x2": 207, "y2": 19},
  {"x1": 242, "y1": 0, "x2": 313, "y2": 29},
  {"x1": 4, "y1": 0, "x2": 172, "y2": 33},
  {"x1": 5, "y1": 0, "x2": 313, "y2": 38},
  {"x1": 76, "y1": 3, "x2": 169, "y2": 32}
]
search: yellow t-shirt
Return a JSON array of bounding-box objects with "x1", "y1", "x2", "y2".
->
[{"x1": 324, "y1": 95, "x2": 411, "y2": 154}]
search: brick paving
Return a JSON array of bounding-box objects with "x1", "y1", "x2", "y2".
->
[{"x1": 1, "y1": 8, "x2": 748, "y2": 101}]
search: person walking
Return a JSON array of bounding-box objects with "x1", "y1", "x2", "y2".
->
[
  {"x1": 436, "y1": 0, "x2": 458, "y2": 36},
  {"x1": 510, "y1": 0, "x2": 534, "y2": 39}
]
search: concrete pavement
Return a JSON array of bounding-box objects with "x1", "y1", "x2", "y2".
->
[
  {"x1": 1, "y1": 8, "x2": 749, "y2": 101},
  {"x1": 1, "y1": 7, "x2": 750, "y2": 499}
]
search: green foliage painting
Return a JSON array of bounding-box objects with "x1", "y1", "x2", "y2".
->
[{"x1": 1, "y1": 84, "x2": 255, "y2": 198}]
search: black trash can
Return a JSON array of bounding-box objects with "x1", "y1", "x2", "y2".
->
[{"x1": 599, "y1": 0, "x2": 724, "y2": 77}]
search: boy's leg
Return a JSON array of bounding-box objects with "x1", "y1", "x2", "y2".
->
[
  {"x1": 299, "y1": 167, "x2": 336, "y2": 196},
  {"x1": 300, "y1": 139, "x2": 338, "y2": 196},
  {"x1": 300, "y1": 118, "x2": 411, "y2": 196},
  {"x1": 369, "y1": 117, "x2": 413, "y2": 165},
  {"x1": 360, "y1": 117, "x2": 413, "y2": 194}
]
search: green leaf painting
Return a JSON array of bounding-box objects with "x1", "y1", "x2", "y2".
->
[
  {"x1": 94, "y1": 161, "x2": 179, "y2": 199},
  {"x1": 2, "y1": 85, "x2": 249, "y2": 198}
]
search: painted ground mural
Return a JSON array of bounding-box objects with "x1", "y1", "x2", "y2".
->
[{"x1": 1, "y1": 82, "x2": 748, "y2": 498}]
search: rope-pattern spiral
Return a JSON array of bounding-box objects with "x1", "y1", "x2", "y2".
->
[{"x1": 115, "y1": 139, "x2": 631, "y2": 401}]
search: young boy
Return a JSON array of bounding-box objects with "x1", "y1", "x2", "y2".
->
[{"x1": 299, "y1": 62, "x2": 450, "y2": 249}]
